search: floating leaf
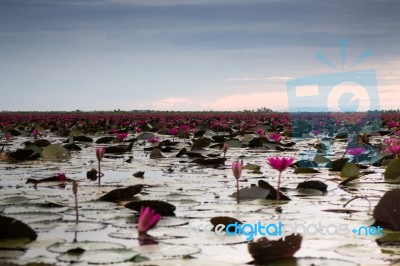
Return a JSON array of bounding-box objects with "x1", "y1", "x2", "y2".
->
[
  {"x1": 125, "y1": 200, "x2": 176, "y2": 216},
  {"x1": 231, "y1": 186, "x2": 270, "y2": 200},
  {"x1": 137, "y1": 132, "x2": 156, "y2": 140},
  {"x1": 258, "y1": 180, "x2": 290, "y2": 201},
  {"x1": 56, "y1": 249, "x2": 137, "y2": 264},
  {"x1": 0, "y1": 216, "x2": 37, "y2": 240},
  {"x1": 384, "y1": 157, "x2": 400, "y2": 180},
  {"x1": 42, "y1": 144, "x2": 71, "y2": 160},
  {"x1": 296, "y1": 180, "x2": 327, "y2": 193},
  {"x1": 150, "y1": 148, "x2": 164, "y2": 159},
  {"x1": 328, "y1": 158, "x2": 348, "y2": 171},
  {"x1": 242, "y1": 164, "x2": 261, "y2": 171},
  {"x1": 191, "y1": 158, "x2": 226, "y2": 165},
  {"x1": 191, "y1": 137, "x2": 211, "y2": 150},
  {"x1": 373, "y1": 189, "x2": 400, "y2": 230},
  {"x1": 313, "y1": 155, "x2": 331, "y2": 163},
  {"x1": 340, "y1": 162, "x2": 359, "y2": 178},
  {"x1": 339, "y1": 175, "x2": 360, "y2": 186},
  {"x1": 98, "y1": 185, "x2": 142, "y2": 202},
  {"x1": 294, "y1": 167, "x2": 320, "y2": 174},
  {"x1": 96, "y1": 136, "x2": 115, "y2": 144},
  {"x1": 0, "y1": 196, "x2": 29, "y2": 206},
  {"x1": 135, "y1": 259, "x2": 236, "y2": 266},
  {"x1": 133, "y1": 244, "x2": 200, "y2": 259},
  {"x1": 335, "y1": 244, "x2": 400, "y2": 259},
  {"x1": 224, "y1": 139, "x2": 242, "y2": 148},
  {"x1": 210, "y1": 216, "x2": 242, "y2": 233},
  {"x1": 248, "y1": 234, "x2": 302, "y2": 263},
  {"x1": 48, "y1": 241, "x2": 125, "y2": 253}
]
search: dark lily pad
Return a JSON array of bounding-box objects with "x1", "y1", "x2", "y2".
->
[
  {"x1": 105, "y1": 142, "x2": 134, "y2": 153},
  {"x1": 294, "y1": 167, "x2": 320, "y2": 174},
  {"x1": 176, "y1": 147, "x2": 187, "y2": 157},
  {"x1": 98, "y1": 185, "x2": 143, "y2": 202},
  {"x1": 133, "y1": 171, "x2": 145, "y2": 178},
  {"x1": 0, "y1": 216, "x2": 37, "y2": 240},
  {"x1": 70, "y1": 135, "x2": 93, "y2": 142},
  {"x1": 210, "y1": 216, "x2": 242, "y2": 233},
  {"x1": 373, "y1": 189, "x2": 400, "y2": 230},
  {"x1": 191, "y1": 137, "x2": 211, "y2": 150},
  {"x1": 48, "y1": 241, "x2": 126, "y2": 253},
  {"x1": 328, "y1": 158, "x2": 349, "y2": 171},
  {"x1": 248, "y1": 234, "x2": 302, "y2": 263},
  {"x1": 258, "y1": 180, "x2": 291, "y2": 201},
  {"x1": 63, "y1": 143, "x2": 82, "y2": 151},
  {"x1": 296, "y1": 180, "x2": 327, "y2": 193},
  {"x1": 95, "y1": 136, "x2": 115, "y2": 144},
  {"x1": 191, "y1": 158, "x2": 227, "y2": 165},
  {"x1": 125, "y1": 200, "x2": 176, "y2": 216}
]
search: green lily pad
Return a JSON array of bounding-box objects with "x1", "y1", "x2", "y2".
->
[
  {"x1": 133, "y1": 244, "x2": 200, "y2": 259},
  {"x1": 341, "y1": 162, "x2": 359, "y2": 178},
  {"x1": 384, "y1": 158, "x2": 400, "y2": 180},
  {"x1": 0, "y1": 196, "x2": 30, "y2": 206},
  {"x1": 56, "y1": 248, "x2": 137, "y2": 264},
  {"x1": 135, "y1": 259, "x2": 236, "y2": 266},
  {"x1": 335, "y1": 244, "x2": 400, "y2": 259},
  {"x1": 42, "y1": 144, "x2": 71, "y2": 160}
]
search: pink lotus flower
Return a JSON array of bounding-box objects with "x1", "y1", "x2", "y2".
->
[
  {"x1": 266, "y1": 157, "x2": 294, "y2": 201},
  {"x1": 347, "y1": 147, "x2": 366, "y2": 157},
  {"x1": 96, "y1": 147, "x2": 105, "y2": 186},
  {"x1": 222, "y1": 143, "x2": 228, "y2": 158},
  {"x1": 96, "y1": 147, "x2": 105, "y2": 161},
  {"x1": 138, "y1": 206, "x2": 161, "y2": 234},
  {"x1": 4, "y1": 133, "x2": 11, "y2": 141},
  {"x1": 148, "y1": 137, "x2": 160, "y2": 144},
  {"x1": 167, "y1": 128, "x2": 179, "y2": 135},
  {"x1": 57, "y1": 173, "x2": 66, "y2": 181},
  {"x1": 231, "y1": 161, "x2": 242, "y2": 180},
  {"x1": 134, "y1": 127, "x2": 142, "y2": 134},
  {"x1": 384, "y1": 138, "x2": 400, "y2": 157},
  {"x1": 117, "y1": 133, "x2": 128, "y2": 140},
  {"x1": 266, "y1": 157, "x2": 294, "y2": 172},
  {"x1": 31, "y1": 129, "x2": 39, "y2": 137},
  {"x1": 269, "y1": 133, "x2": 282, "y2": 143},
  {"x1": 232, "y1": 160, "x2": 243, "y2": 203},
  {"x1": 255, "y1": 129, "x2": 265, "y2": 136}
]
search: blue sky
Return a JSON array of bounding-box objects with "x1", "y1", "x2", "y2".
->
[{"x1": 0, "y1": 0, "x2": 399, "y2": 111}]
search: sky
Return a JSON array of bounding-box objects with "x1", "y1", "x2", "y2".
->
[{"x1": 0, "y1": 0, "x2": 399, "y2": 112}]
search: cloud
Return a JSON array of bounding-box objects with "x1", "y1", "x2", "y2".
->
[{"x1": 136, "y1": 97, "x2": 206, "y2": 111}]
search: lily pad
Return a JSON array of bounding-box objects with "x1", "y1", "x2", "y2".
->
[
  {"x1": 373, "y1": 189, "x2": 400, "y2": 230},
  {"x1": 57, "y1": 249, "x2": 137, "y2": 264},
  {"x1": 42, "y1": 144, "x2": 71, "y2": 160},
  {"x1": 133, "y1": 244, "x2": 200, "y2": 259},
  {"x1": 248, "y1": 234, "x2": 302, "y2": 263},
  {"x1": 0, "y1": 216, "x2": 37, "y2": 240},
  {"x1": 125, "y1": 200, "x2": 176, "y2": 216},
  {"x1": 48, "y1": 241, "x2": 125, "y2": 253},
  {"x1": 341, "y1": 162, "x2": 359, "y2": 178},
  {"x1": 98, "y1": 185, "x2": 143, "y2": 202},
  {"x1": 384, "y1": 157, "x2": 400, "y2": 180}
]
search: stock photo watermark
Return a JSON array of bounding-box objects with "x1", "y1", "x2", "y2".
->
[{"x1": 188, "y1": 221, "x2": 383, "y2": 241}]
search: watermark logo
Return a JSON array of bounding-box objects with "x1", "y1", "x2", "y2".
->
[
  {"x1": 187, "y1": 220, "x2": 383, "y2": 241},
  {"x1": 286, "y1": 39, "x2": 381, "y2": 140}
]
